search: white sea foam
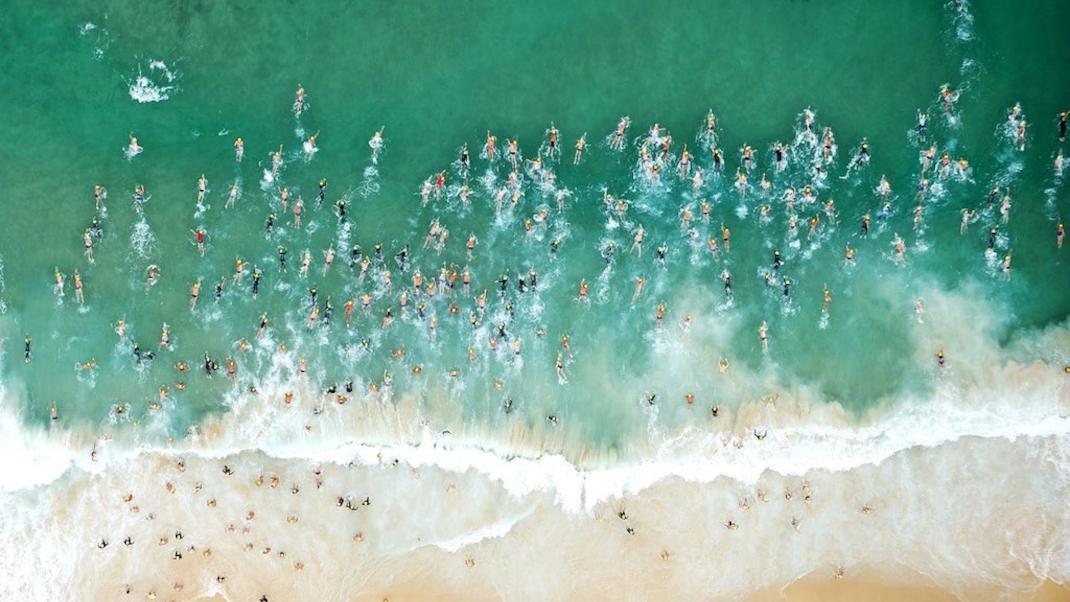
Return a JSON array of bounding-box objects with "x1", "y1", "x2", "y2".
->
[{"x1": 128, "y1": 60, "x2": 178, "y2": 103}]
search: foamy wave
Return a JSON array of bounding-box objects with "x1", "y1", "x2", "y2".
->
[{"x1": 127, "y1": 60, "x2": 178, "y2": 103}]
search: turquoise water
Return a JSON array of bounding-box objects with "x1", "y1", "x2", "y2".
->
[
  {"x1": 1, "y1": 0, "x2": 1069, "y2": 450},
  {"x1": 3, "y1": 3, "x2": 1070, "y2": 601}
]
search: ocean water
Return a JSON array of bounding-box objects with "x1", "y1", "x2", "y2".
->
[{"x1": 1, "y1": 1, "x2": 1069, "y2": 600}]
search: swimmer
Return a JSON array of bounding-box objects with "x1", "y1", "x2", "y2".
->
[
  {"x1": 322, "y1": 246, "x2": 335, "y2": 275},
  {"x1": 632, "y1": 224, "x2": 645, "y2": 256},
  {"x1": 127, "y1": 133, "x2": 143, "y2": 157},
  {"x1": 23, "y1": 336, "x2": 31, "y2": 363},
  {"x1": 159, "y1": 323, "x2": 170, "y2": 349},
  {"x1": 293, "y1": 197, "x2": 303, "y2": 226},
  {"x1": 234, "y1": 137, "x2": 244, "y2": 162},
  {"x1": 611, "y1": 116, "x2": 629, "y2": 150},
  {"x1": 876, "y1": 174, "x2": 891, "y2": 198},
  {"x1": 759, "y1": 321, "x2": 768, "y2": 352},
  {"x1": 271, "y1": 145, "x2": 283, "y2": 175},
  {"x1": 256, "y1": 313, "x2": 269, "y2": 338},
  {"x1": 917, "y1": 110, "x2": 927, "y2": 140},
  {"x1": 508, "y1": 139, "x2": 519, "y2": 171},
  {"x1": 192, "y1": 228, "x2": 206, "y2": 256},
  {"x1": 940, "y1": 84, "x2": 958, "y2": 113},
  {"x1": 1058, "y1": 223, "x2": 1065, "y2": 248},
  {"x1": 959, "y1": 208, "x2": 974, "y2": 234},
  {"x1": 914, "y1": 298, "x2": 925, "y2": 323},
  {"x1": 226, "y1": 182, "x2": 240, "y2": 208},
  {"x1": 573, "y1": 133, "x2": 586, "y2": 164},
  {"x1": 83, "y1": 228, "x2": 94, "y2": 263},
  {"x1": 484, "y1": 131, "x2": 497, "y2": 161},
  {"x1": 197, "y1": 174, "x2": 207, "y2": 203},
  {"x1": 721, "y1": 269, "x2": 733, "y2": 299},
  {"x1": 631, "y1": 275, "x2": 645, "y2": 304},
  {"x1": 773, "y1": 143, "x2": 786, "y2": 172},
  {"x1": 93, "y1": 184, "x2": 106, "y2": 211},
  {"x1": 293, "y1": 84, "x2": 305, "y2": 116},
  {"x1": 546, "y1": 122, "x2": 559, "y2": 158},
  {"x1": 73, "y1": 270, "x2": 84, "y2": 304},
  {"x1": 277, "y1": 246, "x2": 288, "y2": 272},
  {"x1": 369, "y1": 126, "x2": 384, "y2": 161},
  {"x1": 1002, "y1": 253, "x2": 1012, "y2": 278},
  {"x1": 190, "y1": 278, "x2": 202, "y2": 310},
  {"x1": 1060, "y1": 111, "x2": 1068, "y2": 143},
  {"x1": 893, "y1": 233, "x2": 906, "y2": 261},
  {"x1": 999, "y1": 193, "x2": 1012, "y2": 223},
  {"x1": 53, "y1": 267, "x2": 64, "y2": 297},
  {"x1": 115, "y1": 319, "x2": 126, "y2": 339},
  {"x1": 822, "y1": 287, "x2": 832, "y2": 313},
  {"x1": 578, "y1": 279, "x2": 589, "y2": 302},
  {"x1": 936, "y1": 349, "x2": 946, "y2": 373}
]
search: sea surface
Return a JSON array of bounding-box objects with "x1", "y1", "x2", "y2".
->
[{"x1": 1, "y1": 1, "x2": 1069, "y2": 600}]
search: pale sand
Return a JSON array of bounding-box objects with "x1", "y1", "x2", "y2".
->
[{"x1": 747, "y1": 575, "x2": 1069, "y2": 602}]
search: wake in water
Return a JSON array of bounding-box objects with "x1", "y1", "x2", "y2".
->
[{"x1": 128, "y1": 59, "x2": 178, "y2": 103}]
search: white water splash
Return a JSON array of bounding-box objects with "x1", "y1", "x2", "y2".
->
[{"x1": 128, "y1": 59, "x2": 178, "y2": 103}]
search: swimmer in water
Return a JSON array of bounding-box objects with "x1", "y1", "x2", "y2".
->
[
  {"x1": 127, "y1": 133, "x2": 143, "y2": 157},
  {"x1": 73, "y1": 270, "x2": 84, "y2": 304},
  {"x1": 196, "y1": 173, "x2": 207, "y2": 203},
  {"x1": 293, "y1": 84, "x2": 305, "y2": 116},
  {"x1": 959, "y1": 208, "x2": 974, "y2": 234},
  {"x1": 611, "y1": 116, "x2": 629, "y2": 150},
  {"x1": 632, "y1": 224, "x2": 645, "y2": 256},
  {"x1": 303, "y1": 132, "x2": 318, "y2": 158},
  {"x1": 1059, "y1": 111, "x2": 1068, "y2": 143},
  {"x1": 53, "y1": 268, "x2": 64, "y2": 297},
  {"x1": 220, "y1": 182, "x2": 238, "y2": 210},
  {"x1": 940, "y1": 84, "x2": 958, "y2": 114},
  {"x1": 93, "y1": 184, "x2": 106, "y2": 212},
  {"x1": 234, "y1": 137, "x2": 244, "y2": 162},
  {"x1": 1058, "y1": 223, "x2": 1065, "y2": 249},
  {"x1": 369, "y1": 126, "x2": 384, "y2": 162},
  {"x1": 190, "y1": 278, "x2": 202, "y2": 310},
  {"x1": 574, "y1": 133, "x2": 587, "y2": 165},
  {"x1": 484, "y1": 131, "x2": 497, "y2": 161},
  {"x1": 759, "y1": 321, "x2": 768, "y2": 352},
  {"x1": 192, "y1": 228, "x2": 206, "y2": 256},
  {"x1": 83, "y1": 228, "x2": 94, "y2": 263},
  {"x1": 631, "y1": 275, "x2": 646, "y2": 304},
  {"x1": 936, "y1": 349, "x2": 946, "y2": 374},
  {"x1": 914, "y1": 298, "x2": 925, "y2": 323}
]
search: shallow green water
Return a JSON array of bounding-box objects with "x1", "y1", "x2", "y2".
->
[{"x1": 1, "y1": 0, "x2": 1069, "y2": 451}]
